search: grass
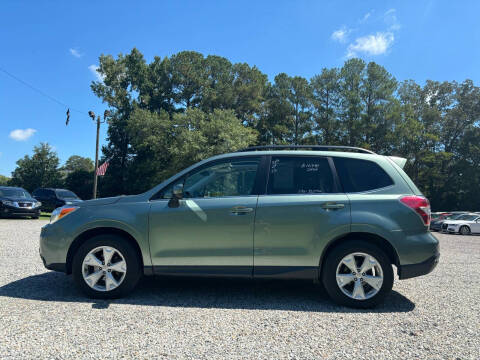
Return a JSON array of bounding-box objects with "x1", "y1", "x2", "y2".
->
[{"x1": 39, "y1": 212, "x2": 51, "y2": 220}]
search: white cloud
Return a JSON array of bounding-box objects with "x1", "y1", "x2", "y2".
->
[
  {"x1": 346, "y1": 32, "x2": 394, "y2": 57},
  {"x1": 69, "y1": 48, "x2": 83, "y2": 58},
  {"x1": 88, "y1": 64, "x2": 105, "y2": 82},
  {"x1": 384, "y1": 9, "x2": 401, "y2": 31},
  {"x1": 9, "y1": 128, "x2": 37, "y2": 141},
  {"x1": 331, "y1": 27, "x2": 350, "y2": 43},
  {"x1": 360, "y1": 11, "x2": 372, "y2": 23}
]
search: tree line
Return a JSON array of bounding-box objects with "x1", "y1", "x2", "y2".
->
[
  {"x1": 5, "y1": 143, "x2": 95, "y2": 200},
  {"x1": 6, "y1": 49, "x2": 480, "y2": 210}
]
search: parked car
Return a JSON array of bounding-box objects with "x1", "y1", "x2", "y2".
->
[
  {"x1": 441, "y1": 213, "x2": 480, "y2": 235},
  {"x1": 430, "y1": 212, "x2": 467, "y2": 231},
  {"x1": 0, "y1": 186, "x2": 42, "y2": 219},
  {"x1": 39, "y1": 145, "x2": 439, "y2": 308},
  {"x1": 32, "y1": 188, "x2": 82, "y2": 212}
]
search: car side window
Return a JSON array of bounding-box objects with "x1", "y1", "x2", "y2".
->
[
  {"x1": 333, "y1": 157, "x2": 394, "y2": 192},
  {"x1": 183, "y1": 158, "x2": 260, "y2": 198},
  {"x1": 267, "y1": 156, "x2": 335, "y2": 195}
]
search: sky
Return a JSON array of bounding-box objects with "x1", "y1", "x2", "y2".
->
[{"x1": 1, "y1": 0, "x2": 480, "y2": 176}]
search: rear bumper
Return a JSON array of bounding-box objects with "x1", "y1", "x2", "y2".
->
[{"x1": 398, "y1": 252, "x2": 440, "y2": 279}]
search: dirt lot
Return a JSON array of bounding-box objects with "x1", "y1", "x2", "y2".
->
[{"x1": 0, "y1": 219, "x2": 479, "y2": 359}]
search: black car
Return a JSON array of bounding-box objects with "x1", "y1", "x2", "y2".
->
[
  {"x1": 32, "y1": 188, "x2": 83, "y2": 212},
  {"x1": 0, "y1": 186, "x2": 42, "y2": 219}
]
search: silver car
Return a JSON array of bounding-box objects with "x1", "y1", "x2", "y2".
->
[{"x1": 442, "y1": 214, "x2": 480, "y2": 235}]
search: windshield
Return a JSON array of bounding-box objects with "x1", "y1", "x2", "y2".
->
[
  {"x1": 56, "y1": 190, "x2": 79, "y2": 199},
  {"x1": 446, "y1": 214, "x2": 466, "y2": 220},
  {"x1": 0, "y1": 188, "x2": 32, "y2": 199}
]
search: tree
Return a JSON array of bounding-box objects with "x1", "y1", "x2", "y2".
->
[
  {"x1": 62, "y1": 155, "x2": 94, "y2": 173},
  {"x1": 0, "y1": 175, "x2": 10, "y2": 186},
  {"x1": 64, "y1": 170, "x2": 93, "y2": 200},
  {"x1": 339, "y1": 58, "x2": 366, "y2": 146},
  {"x1": 89, "y1": 49, "x2": 480, "y2": 210},
  {"x1": 311, "y1": 68, "x2": 341, "y2": 144},
  {"x1": 10, "y1": 143, "x2": 62, "y2": 192}
]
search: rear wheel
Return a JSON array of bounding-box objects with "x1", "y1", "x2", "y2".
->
[
  {"x1": 72, "y1": 235, "x2": 141, "y2": 299},
  {"x1": 322, "y1": 240, "x2": 393, "y2": 308},
  {"x1": 459, "y1": 226, "x2": 470, "y2": 235}
]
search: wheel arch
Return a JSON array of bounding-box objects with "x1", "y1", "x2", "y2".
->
[
  {"x1": 459, "y1": 224, "x2": 471, "y2": 234},
  {"x1": 66, "y1": 227, "x2": 144, "y2": 274},
  {"x1": 318, "y1": 232, "x2": 400, "y2": 277}
]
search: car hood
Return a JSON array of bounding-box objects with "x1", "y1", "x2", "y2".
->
[
  {"x1": 0, "y1": 197, "x2": 38, "y2": 203},
  {"x1": 77, "y1": 194, "x2": 142, "y2": 207},
  {"x1": 78, "y1": 196, "x2": 123, "y2": 207}
]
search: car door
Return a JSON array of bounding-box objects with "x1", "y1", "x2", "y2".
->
[
  {"x1": 472, "y1": 217, "x2": 480, "y2": 233},
  {"x1": 148, "y1": 156, "x2": 265, "y2": 276},
  {"x1": 253, "y1": 155, "x2": 350, "y2": 278}
]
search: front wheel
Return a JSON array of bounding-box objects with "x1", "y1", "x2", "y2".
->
[
  {"x1": 459, "y1": 226, "x2": 471, "y2": 235},
  {"x1": 322, "y1": 240, "x2": 394, "y2": 308},
  {"x1": 72, "y1": 235, "x2": 141, "y2": 299}
]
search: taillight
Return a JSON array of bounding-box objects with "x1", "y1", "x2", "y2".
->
[{"x1": 400, "y1": 195, "x2": 431, "y2": 226}]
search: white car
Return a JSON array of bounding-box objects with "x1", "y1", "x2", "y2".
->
[{"x1": 442, "y1": 214, "x2": 480, "y2": 235}]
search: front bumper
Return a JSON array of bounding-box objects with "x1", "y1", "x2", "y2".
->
[
  {"x1": 398, "y1": 252, "x2": 440, "y2": 279},
  {"x1": 1, "y1": 205, "x2": 40, "y2": 217},
  {"x1": 39, "y1": 223, "x2": 68, "y2": 273}
]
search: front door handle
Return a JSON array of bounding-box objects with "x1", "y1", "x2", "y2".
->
[
  {"x1": 321, "y1": 202, "x2": 345, "y2": 210},
  {"x1": 230, "y1": 206, "x2": 254, "y2": 215}
]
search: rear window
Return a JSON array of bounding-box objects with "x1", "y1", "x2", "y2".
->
[
  {"x1": 334, "y1": 157, "x2": 394, "y2": 192},
  {"x1": 267, "y1": 156, "x2": 335, "y2": 195}
]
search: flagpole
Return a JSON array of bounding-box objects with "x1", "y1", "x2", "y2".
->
[
  {"x1": 88, "y1": 110, "x2": 110, "y2": 199},
  {"x1": 93, "y1": 115, "x2": 100, "y2": 199}
]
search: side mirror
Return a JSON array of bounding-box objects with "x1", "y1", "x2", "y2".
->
[
  {"x1": 168, "y1": 183, "x2": 183, "y2": 208},
  {"x1": 172, "y1": 183, "x2": 183, "y2": 199}
]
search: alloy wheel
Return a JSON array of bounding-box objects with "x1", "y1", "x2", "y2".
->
[
  {"x1": 335, "y1": 252, "x2": 383, "y2": 300},
  {"x1": 82, "y1": 246, "x2": 127, "y2": 292}
]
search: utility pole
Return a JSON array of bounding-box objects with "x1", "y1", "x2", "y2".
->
[{"x1": 88, "y1": 110, "x2": 110, "y2": 199}]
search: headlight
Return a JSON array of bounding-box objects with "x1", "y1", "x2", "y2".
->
[
  {"x1": 34, "y1": 201, "x2": 42, "y2": 208},
  {"x1": 2, "y1": 200, "x2": 18, "y2": 207},
  {"x1": 50, "y1": 206, "x2": 79, "y2": 223}
]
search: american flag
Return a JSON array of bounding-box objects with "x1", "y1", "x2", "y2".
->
[{"x1": 96, "y1": 159, "x2": 110, "y2": 176}]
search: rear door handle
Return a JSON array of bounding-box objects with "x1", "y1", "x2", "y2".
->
[
  {"x1": 230, "y1": 206, "x2": 254, "y2": 215},
  {"x1": 321, "y1": 202, "x2": 345, "y2": 210}
]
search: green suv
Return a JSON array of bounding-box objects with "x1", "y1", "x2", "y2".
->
[{"x1": 40, "y1": 146, "x2": 439, "y2": 308}]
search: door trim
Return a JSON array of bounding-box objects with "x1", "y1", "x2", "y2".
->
[{"x1": 147, "y1": 265, "x2": 318, "y2": 280}]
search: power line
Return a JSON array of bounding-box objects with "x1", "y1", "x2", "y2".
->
[{"x1": 0, "y1": 66, "x2": 87, "y2": 115}]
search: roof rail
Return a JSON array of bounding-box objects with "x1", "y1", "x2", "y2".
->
[{"x1": 237, "y1": 145, "x2": 376, "y2": 154}]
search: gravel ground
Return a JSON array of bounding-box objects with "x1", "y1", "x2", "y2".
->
[{"x1": 0, "y1": 219, "x2": 479, "y2": 359}]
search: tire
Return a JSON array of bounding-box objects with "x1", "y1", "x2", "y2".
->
[
  {"x1": 72, "y1": 234, "x2": 142, "y2": 299},
  {"x1": 459, "y1": 226, "x2": 470, "y2": 235},
  {"x1": 322, "y1": 240, "x2": 394, "y2": 308},
  {"x1": 31, "y1": 215, "x2": 39, "y2": 219}
]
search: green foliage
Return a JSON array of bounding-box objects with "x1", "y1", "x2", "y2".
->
[
  {"x1": 85, "y1": 48, "x2": 480, "y2": 210},
  {"x1": 0, "y1": 175, "x2": 10, "y2": 186},
  {"x1": 64, "y1": 169, "x2": 93, "y2": 200},
  {"x1": 62, "y1": 155, "x2": 94, "y2": 173},
  {"x1": 9, "y1": 143, "x2": 62, "y2": 192}
]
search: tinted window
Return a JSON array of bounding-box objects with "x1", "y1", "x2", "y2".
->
[
  {"x1": 267, "y1": 156, "x2": 334, "y2": 195},
  {"x1": 334, "y1": 157, "x2": 394, "y2": 192},
  {"x1": 56, "y1": 190, "x2": 78, "y2": 199}
]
